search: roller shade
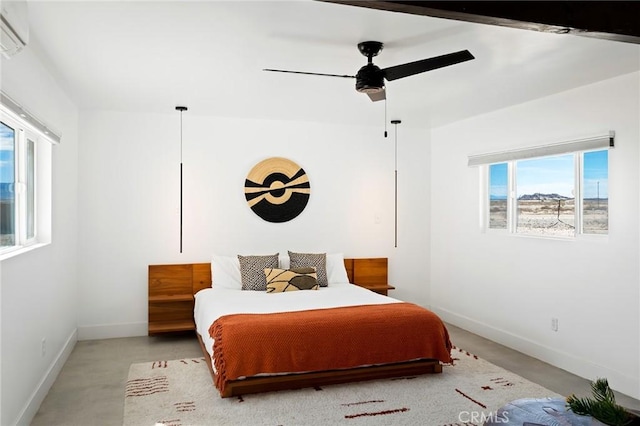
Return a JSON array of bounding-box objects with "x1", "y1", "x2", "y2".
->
[
  {"x1": 0, "y1": 90, "x2": 61, "y2": 144},
  {"x1": 468, "y1": 132, "x2": 614, "y2": 167}
]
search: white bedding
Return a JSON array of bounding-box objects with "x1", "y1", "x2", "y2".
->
[{"x1": 194, "y1": 283, "x2": 400, "y2": 359}]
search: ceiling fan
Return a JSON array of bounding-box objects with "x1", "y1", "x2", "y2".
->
[{"x1": 264, "y1": 41, "x2": 474, "y2": 102}]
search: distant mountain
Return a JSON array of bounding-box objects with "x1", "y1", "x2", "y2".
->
[{"x1": 518, "y1": 192, "x2": 571, "y2": 201}]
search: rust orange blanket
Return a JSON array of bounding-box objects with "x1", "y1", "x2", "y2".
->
[{"x1": 209, "y1": 302, "x2": 452, "y2": 394}]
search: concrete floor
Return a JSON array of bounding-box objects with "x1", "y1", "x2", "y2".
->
[{"x1": 31, "y1": 324, "x2": 640, "y2": 426}]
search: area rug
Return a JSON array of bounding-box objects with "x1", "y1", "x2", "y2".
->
[{"x1": 123, "y1": 346, "x2": 561, "y2": 426}]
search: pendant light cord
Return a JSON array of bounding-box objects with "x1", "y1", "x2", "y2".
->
[
  {"x1": 391, "y1": 119, "x2": 401, "y2": 248},
  {"x1": 394, "y1": 122, "x2": 398, "y2": 171},
  {"x1": 394, "y1": 125, "x2": 397, "y2": 248},
  {"x1": 176, "y1": 106, "x2": 188, "y2": 253},
  {"x1": 180, "y1": 111, "x2": 183, "y2": 163}
]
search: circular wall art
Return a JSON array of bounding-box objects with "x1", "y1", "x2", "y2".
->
[{"x1": 244, "y1": 157, "x2": 311, "y2": 223}]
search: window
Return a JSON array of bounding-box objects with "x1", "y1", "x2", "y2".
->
[
  {"x1": 582, "y1": 150, "x2": 608, "y2": 235},
  {"x1": 516, "y1": 154, "x2": 576, "y2": 237},
  {"x1": 473, "y1": 133, "x2": 612, "y2": 238},
  {"x1": 1, "y1": 121, "x2": 16, "y2": 247},
  {"x1": 1, "y1": 117, "x2": 40, "y2": 252},
  {"x1": 0, "y1": 92, "x2": 58, "y2": 257},
  {"x1": 489, "y1": 163, "x2": 508, "y2": 229}
]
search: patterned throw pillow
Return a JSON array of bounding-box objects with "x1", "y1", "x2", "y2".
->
[
  {"x1": 288, "y1": 251, "x2": 328, "y2": 287},
  {"x1": 238, "y1": 254, "x2": 279, "y2": 291},
  {"x1": 264, "y1": 268, "x2": 318, "y2": 293}
]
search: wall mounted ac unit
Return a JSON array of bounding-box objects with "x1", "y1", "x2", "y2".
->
[{"x1": 1, "y1": 1, "x2": 28, "y2": 58}]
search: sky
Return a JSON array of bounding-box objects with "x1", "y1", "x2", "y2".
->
[
  {"x1": 583, "y1": 150, "x2": 609, "y2": 199},
  {"x1": 1, "y1": 122, "x2": 15, "y2": 183},
  {"x1": 518, "y1": 154, "x2": 575, "y2": 198},
  {"x1": 490, "y1": 150, "x2": 608, "y2": 200},
  {"x1": 489, "y1": 163, "x2": 508, "y2": 199}
]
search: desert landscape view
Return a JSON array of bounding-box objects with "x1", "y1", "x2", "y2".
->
[
  {"x1": 1, "y1": 198, "x2": 14, "y2": 246},
  {"x1": 490, "y1": 194, "x2": 608, "y2": 236}
]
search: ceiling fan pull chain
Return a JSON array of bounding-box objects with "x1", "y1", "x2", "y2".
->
[{"x1": 384, "y1": 97, "x2": 388, "y2": 138}]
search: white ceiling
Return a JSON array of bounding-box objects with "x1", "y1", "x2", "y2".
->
[{"x1": 26, "y1": 1, "x2": 640, "y2": 128}]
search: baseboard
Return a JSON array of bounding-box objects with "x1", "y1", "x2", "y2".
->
[
  {"x1": 77, "y1": 321, "x2": 147, "y2": 340},
  {"x1": 15, "y1": 329, "x2": 77, "y2": 426},
  {"x1": 435, "y1": 307, "x2": 640, "y2": 400}
]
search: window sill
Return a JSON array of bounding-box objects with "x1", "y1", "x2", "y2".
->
[
  {"x1": 483, "y1": 230, "x2": 608, "y2": 243},
  {"x1": 0, "y1": 242, "x2": 50, "y2": 261}
]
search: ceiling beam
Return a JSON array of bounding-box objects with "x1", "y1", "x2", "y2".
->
[{"x1": 319, "y1": 1, "x2": 640, "y2": 44}]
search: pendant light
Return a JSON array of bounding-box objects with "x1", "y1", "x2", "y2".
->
[
  {"x1": 175, "y1": 105, "x2": 188, "y2": 253},
  {"x1": 391, "y1": 119, "x2": 401, "y2": 248}
]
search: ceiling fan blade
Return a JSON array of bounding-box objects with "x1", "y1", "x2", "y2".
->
[
  {"x1": 367, "y1": 89, "x2": 386, "y2": 102},
  {"x1": 382, "y1": 50, "x2": 474, "y2": 82},
  {"x1": 263, "y1": 69, "x2": 355, "y2": 79}
]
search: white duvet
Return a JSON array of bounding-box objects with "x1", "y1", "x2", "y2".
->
[{"x1": 194, "y1": 283, "x2": 400, "y2": 359}]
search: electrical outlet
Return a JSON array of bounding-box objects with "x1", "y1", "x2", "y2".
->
[
  {"x1": 551, "y1": 318, "x2": 559, "y2": 332},
  {"x1": 41, "y1": 338, "x2": 46, "y2": 357}
]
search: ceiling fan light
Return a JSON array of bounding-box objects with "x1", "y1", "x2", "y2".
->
[{"x1": 357, "y1": 85, "x2": 384, "y2": 94}]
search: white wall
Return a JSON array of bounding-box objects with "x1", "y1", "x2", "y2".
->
[
  {"x1": 0, "y1": 48, "x2": 79, "y2": 424},
  {"x1": 76, "y1": 112, "x2": 431, "y2": 338},
  {"x1": 0, "y1": 260, "x2": 2, "y2": 423},
  {"x1": 431, "y1": 71, "x2": 640, "y2": 399}
]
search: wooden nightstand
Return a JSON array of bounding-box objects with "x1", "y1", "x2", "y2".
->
[
  {"x1": 346, "y1": 258, "x2": 395, "y2": 296},
  {"x1": 148, "y1": 263, "x2": 211, "y2": 335},
  {"x1": 362, "y1": 284, "x2": 395, "y2": 296}
]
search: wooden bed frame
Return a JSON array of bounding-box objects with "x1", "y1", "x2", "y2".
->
[{"x1": 150, "y1": 258, "x2": 444, "y2": 397}]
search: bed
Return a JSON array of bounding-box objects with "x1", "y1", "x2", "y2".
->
[{"x1": 150, "y1": 255, "x2": 452, "y2": 397}]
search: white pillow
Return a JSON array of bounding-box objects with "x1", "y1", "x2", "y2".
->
[
  {"x1": 326, "y1": 253, "x2": 350, "y2": 284},
  {"x1": 211, "y1": 255, "x2": 242, "y2": 290},
  {"x1": 278, "y1": 255, "x2": 290, "y2": 269}
]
